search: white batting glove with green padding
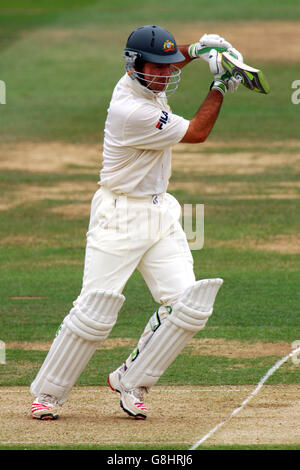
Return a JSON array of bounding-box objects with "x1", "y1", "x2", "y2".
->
[
  {"x1": 188, "y1": 33, "x2": 232, "y2": 62},
  {"x1": 209, "y1": 48, "x2": 243, "y2": 94}
]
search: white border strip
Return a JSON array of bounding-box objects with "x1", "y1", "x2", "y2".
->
[{"x1": 189, "y1": 345, "x2": 300, "y2": 450}]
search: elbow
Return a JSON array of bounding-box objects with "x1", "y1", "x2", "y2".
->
[
  {"x1": 180, "y1": 120, "x2": 212, "y2": 143},
  {"x1": 197, "y1": 133, "x2": 207, "y2": 143},
  {"x1": 180, "y1": 129, "x2": 208, "y2": 144}
]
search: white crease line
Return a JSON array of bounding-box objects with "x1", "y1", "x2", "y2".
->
[{"x1": 189, "y1": 345, "x2": 300, "y2": 450}]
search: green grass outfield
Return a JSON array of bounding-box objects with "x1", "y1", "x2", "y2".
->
[
  {"x1": 0, "y1": 0, "x2": 300, "y2": 143},
  {"x1": 0, "y1": 0, "x2": 300, "y2": 451}
]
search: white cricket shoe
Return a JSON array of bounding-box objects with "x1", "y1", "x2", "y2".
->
[
  {"x1": 31, "y1": 394, "x2": 59, "y2": 420},
  {"x1": 107, "y1": 363, "x2": 148, "y2": 420}
]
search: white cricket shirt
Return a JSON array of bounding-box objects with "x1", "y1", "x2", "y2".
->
[{"x1": 99, "y1": 73, "x2": 190, "y2": 196}]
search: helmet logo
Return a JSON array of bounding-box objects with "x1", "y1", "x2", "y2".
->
[{"x1": 163, "y1": 39, "x2": 175, "y2": 52}]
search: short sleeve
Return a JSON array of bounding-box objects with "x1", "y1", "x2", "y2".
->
[{"x1": 122, "y1": 103, "x2": 189, "y2": 150}]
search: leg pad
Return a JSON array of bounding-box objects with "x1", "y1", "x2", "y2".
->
[
  {"x1": 30, "y1": 290, "x2": 125, "y2": 404},
  {"x1": 121, "y1": 279, "x2": 223, "y2": 390}
]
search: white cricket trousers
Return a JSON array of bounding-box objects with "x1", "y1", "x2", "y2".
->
[
  {"x1": 30, "y1": 186, "x2": 196, "y2": 403},
  {"x1": 77, "y1": 186, "x2": 195, "y2": 306}
]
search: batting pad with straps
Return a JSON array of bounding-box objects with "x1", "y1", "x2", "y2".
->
[
  {"x1": 30, "y1": 289, "x2": 125, "y2": 404},
  {"x1": 120, "y1": 278, "x2": 223, "y2": 390}
]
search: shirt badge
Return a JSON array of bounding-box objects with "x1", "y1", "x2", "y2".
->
[{"x1": 163, "y1": 40, "x2": 175, "y2": 52}]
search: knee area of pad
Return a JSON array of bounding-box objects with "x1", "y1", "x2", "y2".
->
[
  {"x1": 76, "y1": 289, "x2": 125, "y2": 318},
  {"x1": 64, "y1": 289, "x2": 125, "y2": 342},
  {"x1": 65, "y1": 311, "x2": 112, "y2": 342},
  {"x1": 169, "y1": 302, "x2": 212, "y2": 332}
]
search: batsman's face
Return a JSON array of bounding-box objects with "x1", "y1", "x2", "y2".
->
[{"x1": 142, "y1": 62, "x2": 172, "y2": 92}]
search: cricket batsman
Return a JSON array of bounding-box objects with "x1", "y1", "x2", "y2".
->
[{"x1": 30, "y1": 25, "x2": 243, "y2": 420}]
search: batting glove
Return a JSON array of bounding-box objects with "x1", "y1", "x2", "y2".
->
[
  {"x1": 227, "y1": 46, "x2": 244, "y2": 63},
  {"x1": 188, "y1": 33, "x2": 232, "y2": 62},
  {"x1": 208, "y1": 48, "x2": 243, "y2": 94}
]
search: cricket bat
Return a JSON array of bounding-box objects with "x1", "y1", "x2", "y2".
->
[{"x1": 221, "y1": 51, "x2": 270, "y2": 94}]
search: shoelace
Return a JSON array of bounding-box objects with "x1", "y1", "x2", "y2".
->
[
  {"x1": 39, "y1": 394, "x2": 57, "y2": 406},
  {"x1": 134, "y1": 388, "x2": 144, "y2": 402}
]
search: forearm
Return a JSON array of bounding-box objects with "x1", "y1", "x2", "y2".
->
[
  {"x1": 176, "y1": 36, "x2": 240, "y2": 143},
  {"x1": 181, "y1": 89, "x2": 223, "y2": 143},
  {"x1": 175, "y1": 45, "x2": 194, "y2": 69}
]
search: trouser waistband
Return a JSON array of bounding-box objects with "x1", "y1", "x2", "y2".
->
[{"x1": 100, "y1": 186, "x2": 166, "y2": 206}]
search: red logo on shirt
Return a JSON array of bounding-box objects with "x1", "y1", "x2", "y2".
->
[{"x1": 156, "y1": 111, "x2": 169, "y2": 130}]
